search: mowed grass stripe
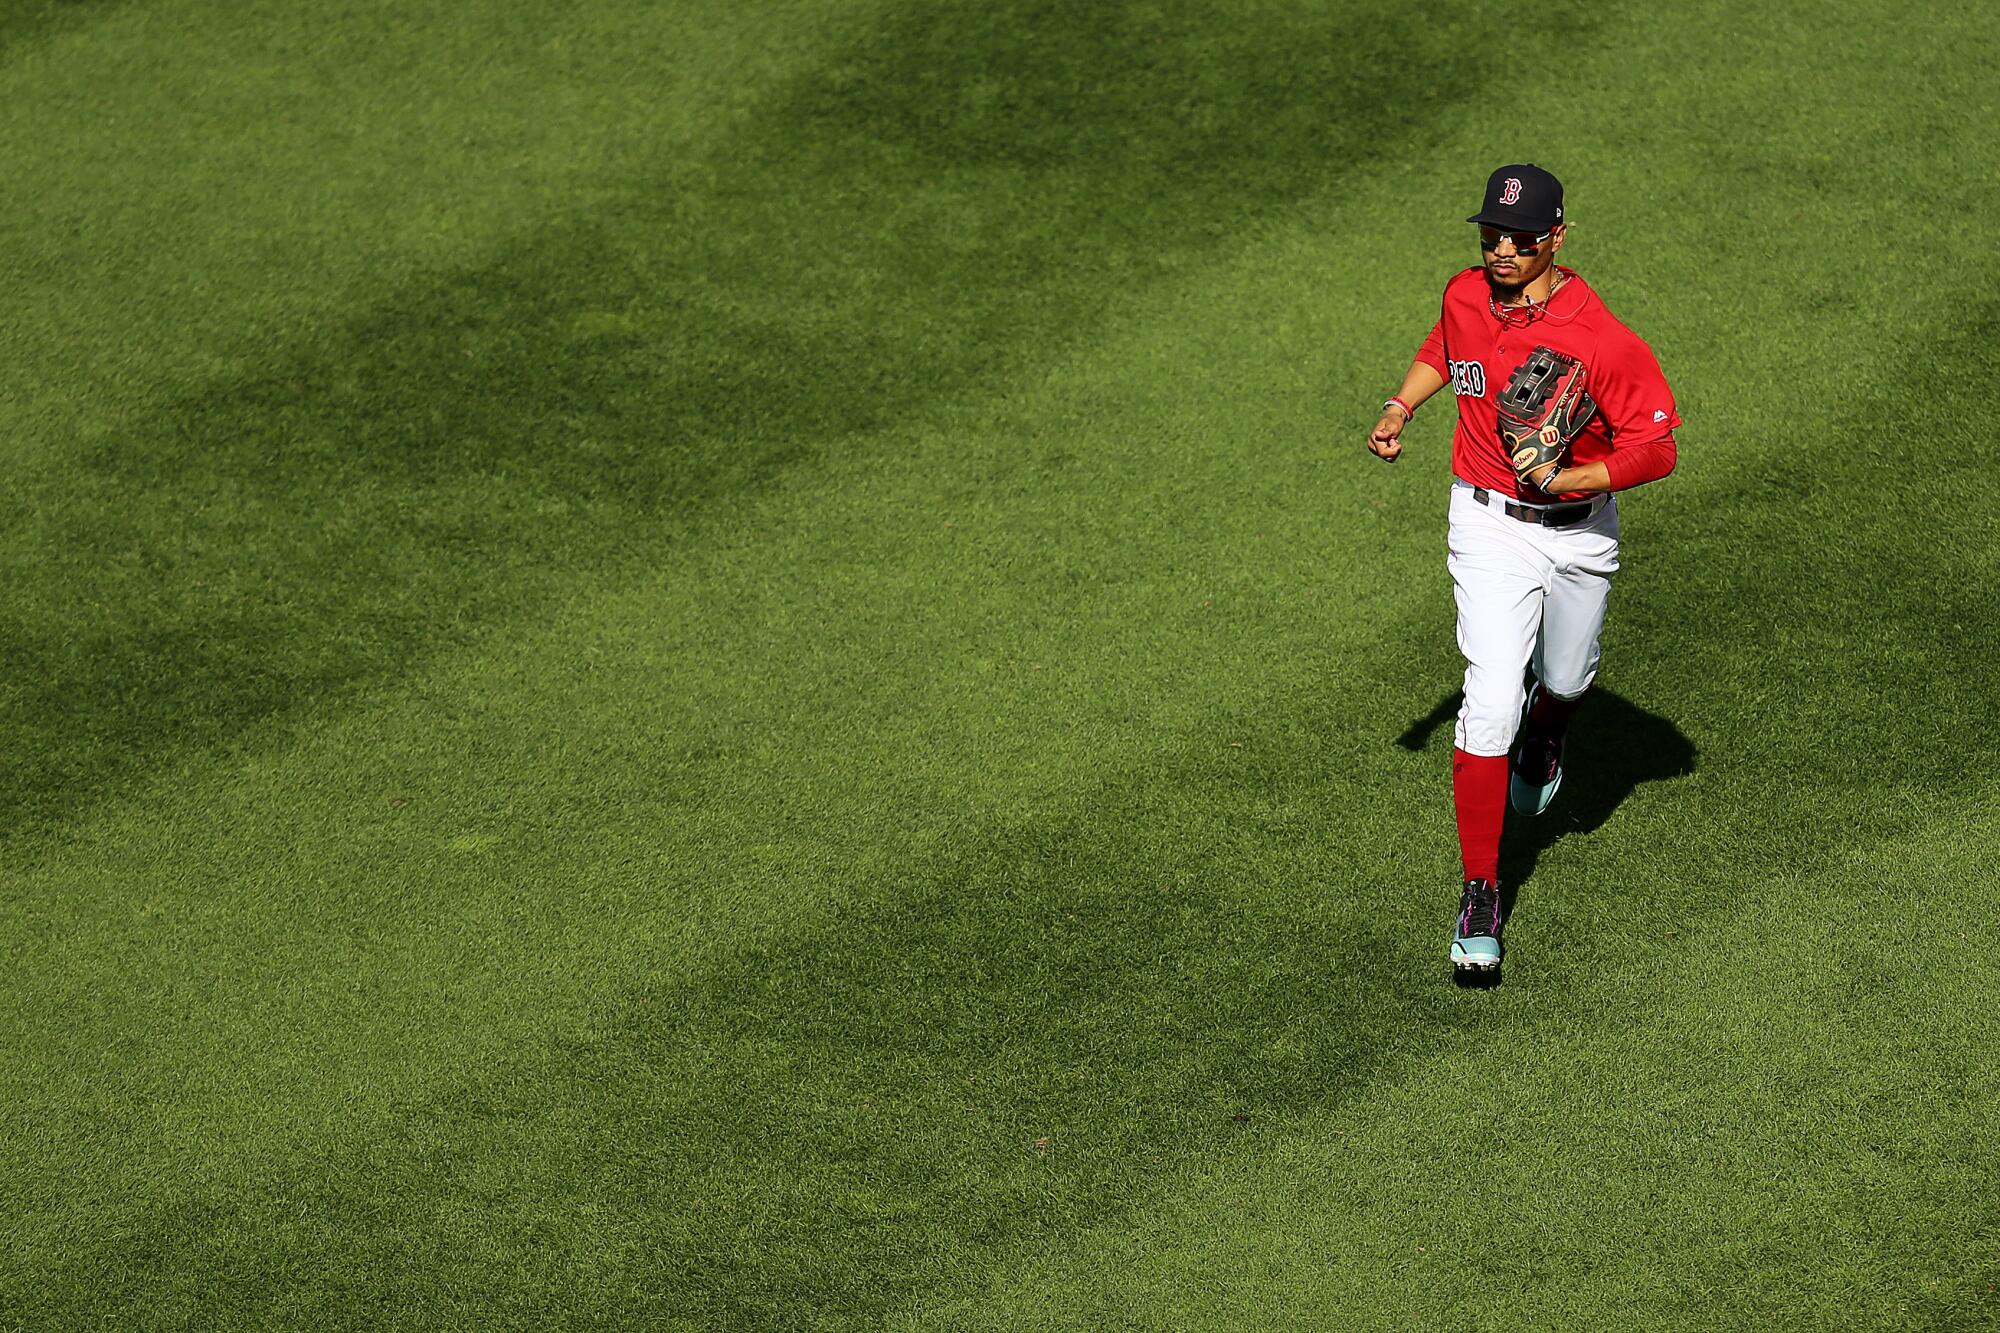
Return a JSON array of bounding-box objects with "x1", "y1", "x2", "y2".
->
[
  {"x1": 2, "y1": 1, "x2": 1996, "y2": 1330},
  {"x1": 0, "y1": 0, "x2": 1567, "y2": 843}
]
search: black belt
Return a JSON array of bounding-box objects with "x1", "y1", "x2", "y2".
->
[{"x1": 1470, "y1": 487, "x2": 1602, "y2": 528}]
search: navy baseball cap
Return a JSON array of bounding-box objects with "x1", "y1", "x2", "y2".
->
[{"x1": 1467, "y1": 164, "x2": 1564, "y2": 231}]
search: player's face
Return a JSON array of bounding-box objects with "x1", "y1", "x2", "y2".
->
[{"x1": 1480, "y1": 224, "x2": 1562, "y2": 292}]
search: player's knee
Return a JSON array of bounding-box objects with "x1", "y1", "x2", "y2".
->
[
  {"x1": 1453, "y1": 692, "x2": 1522, "y2": 757},
  {"x1": 1537, "y1": 666, "x2": 1597, "y2": 702}
]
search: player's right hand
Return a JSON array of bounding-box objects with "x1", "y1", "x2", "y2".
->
[{"x1": 1367, "y1": 409, "x2": 1406, "y2": 463}]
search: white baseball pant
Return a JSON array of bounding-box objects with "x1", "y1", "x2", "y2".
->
[{"x1": 1447, "y1": 483, "x2": 1621, "y2": 757}]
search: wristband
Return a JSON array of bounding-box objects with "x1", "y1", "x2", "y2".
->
[{"x1": 1383, "y1": 396, "x2": 1415, "y2": 420}]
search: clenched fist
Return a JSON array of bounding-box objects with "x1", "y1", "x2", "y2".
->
[{"x1": 1368, "y1": 404, "x2": 1410, "y2": 463}]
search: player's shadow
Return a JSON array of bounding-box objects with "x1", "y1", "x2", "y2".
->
[{"x1": 1398, "y1": 686, "x2": 1696, "y2": 986}]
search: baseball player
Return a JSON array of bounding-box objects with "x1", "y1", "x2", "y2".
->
[{"x1": 1366, "y1": 164, "x2": 1680, "y2": 974}]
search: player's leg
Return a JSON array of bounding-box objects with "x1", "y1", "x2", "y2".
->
[
  {"x1": 1446, "y1": 488, "x2": 1548, "y2": 968},
  {"x1": 1509, "y1": 678, "x2": 1581, "y2": 815},
  {"x1": 1515, "y1": 503, "x2": 1622, "y2": 814}
]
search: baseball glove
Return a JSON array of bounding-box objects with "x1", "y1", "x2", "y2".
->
[{"x1": 1495, "y1": 345, "x2": 1597, "y2": 492}]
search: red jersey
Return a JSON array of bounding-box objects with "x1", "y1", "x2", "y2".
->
[{"x1": 1415, "y1": 267, "x2": 1680, "y2": 500}]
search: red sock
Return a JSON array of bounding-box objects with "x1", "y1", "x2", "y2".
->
[
  {"x1": 1452, "y1": 747, "x2": 1509, "y2": 883},
  {"x1": 1528, "y1": 684, "x2": 1586, "y2": 734}
]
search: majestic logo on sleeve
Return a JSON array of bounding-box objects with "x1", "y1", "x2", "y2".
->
[{"x1": 1499, "y1": 177, "x2": 1523, "y2": 205}]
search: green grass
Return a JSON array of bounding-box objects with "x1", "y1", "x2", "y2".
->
[{"x1": 1, "y1": 0, "x2": 1996, "y2": 1328}]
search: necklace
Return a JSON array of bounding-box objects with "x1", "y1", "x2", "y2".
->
[{"x1": 1489, "y1": 269, "x2": 1569, "y2": 326}]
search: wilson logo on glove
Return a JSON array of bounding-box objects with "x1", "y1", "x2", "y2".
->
[{"x1": 1495, "y1": 346, "x2": 1597, "y2": 493}]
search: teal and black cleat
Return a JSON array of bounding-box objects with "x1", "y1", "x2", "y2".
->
[
  {"x1": 1450, "y1": 878, "x2": 1504, "y2": 970},
  {"x1": 1509, "y1": 691, "x2": 1566, "y2": 816}
]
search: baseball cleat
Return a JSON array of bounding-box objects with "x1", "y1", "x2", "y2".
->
[
  {"x1": 1509, "y1": 690, "x2": 1565, "y2": 816},
  {"x1": 1450, "y1": 878, "x2": 1504, "y2": 970}
]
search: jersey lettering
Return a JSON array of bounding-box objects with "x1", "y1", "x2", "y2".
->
[{"x1": 1447, "y1": 359, "x2": 1486, "y2": 398}]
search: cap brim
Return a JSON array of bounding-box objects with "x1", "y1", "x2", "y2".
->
[{"x1": 1467, "y1": 209, "x2": 1557, "y2": 230}]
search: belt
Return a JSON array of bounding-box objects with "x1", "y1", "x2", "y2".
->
[{"x1": 1467, "y1": 485, "x2": 1608, "y2": 529}]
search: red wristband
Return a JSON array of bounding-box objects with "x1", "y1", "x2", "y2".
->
[{"x1": 1384, "y1": 395, "x2": 1416, "y2": 420}]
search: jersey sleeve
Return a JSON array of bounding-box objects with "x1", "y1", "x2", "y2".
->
[
  {"x1": 1593, "y1": 327, "x2": 1680, "y2": 490},
  {"x1": 1415, "y1": 318, "x2": 1447, "y2": 377}
]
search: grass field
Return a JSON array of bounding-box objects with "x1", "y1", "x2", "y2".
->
[{"x1": 2, "y1": 0, "x2": 1996, "y2": 1328}]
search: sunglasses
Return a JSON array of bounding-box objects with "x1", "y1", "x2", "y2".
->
[{"x1": 1479, "y1": 226, "x2": 1555, "y2": 254}]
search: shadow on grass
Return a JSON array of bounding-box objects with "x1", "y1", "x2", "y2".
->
[
  {"x1": 0, "y1": 0, "x2": 115, "y2": 60},
  {"x1": 1398, "y1": 684, "x2": 1697, "y2": 878},
  {"x1": 1499, "y1": 690, "x2": 1696, "y2": 884},
  {"x1": 1404, "y1": 686, "x2": 1695, "y2": 990},
  {"x1": 0, "y1": 0, "x2": 1597, "y2": 840}
]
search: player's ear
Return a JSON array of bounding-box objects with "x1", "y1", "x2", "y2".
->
[{"x1": 1551, "y1": 223, "x2": 1566, "y2": 252}]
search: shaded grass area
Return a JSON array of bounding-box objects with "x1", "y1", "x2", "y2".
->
[
  {"x1": 4, "y1": 0, "x2": 1999, "y2": 1328},
  {"x1": 1400, "y1": 687, "x2": 1699, "y2": 893},
  {"x1": 0, "y1": 0, "x2": 112, "y2": 56},
  {"x1": 0, "y1": 0, "x2": 1582, "y2": 839}
]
